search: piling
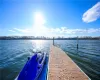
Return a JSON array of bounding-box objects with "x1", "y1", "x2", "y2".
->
[
  {"x1": 77, "y1": 36, "x2": 79, "y2": 50},
  {"x1": 53, "y1": 37, "x2": 54, "y2": 45}
]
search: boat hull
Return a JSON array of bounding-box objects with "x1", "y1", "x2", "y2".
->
[{"x1": 17, "y1": 53, "x2": 47, "y2": 80}]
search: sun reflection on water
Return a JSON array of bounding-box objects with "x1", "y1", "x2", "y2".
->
[{"x1": 31, "y1": 40, "x2": 46, "y2": 52}]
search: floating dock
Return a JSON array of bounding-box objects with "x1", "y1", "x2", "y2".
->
[{"x1": 48, "y1": 45, "x2": 90, "y2": 80}]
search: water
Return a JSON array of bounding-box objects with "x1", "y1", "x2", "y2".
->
[
  {"x1": 0, "y1": 40, "x2": 100, "y2": 80},
  {"x1": 0, "y1": 40, "x2": 52, "y2": 80}
]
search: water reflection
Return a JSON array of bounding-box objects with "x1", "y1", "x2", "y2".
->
[
  {"x1": 31, "y1": 40, "x2": 44, "y2": 48},
  {"x1": 30, "y1": 40, "x2": 47, "y2": 53}
]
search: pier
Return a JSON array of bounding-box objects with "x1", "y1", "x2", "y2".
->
[{"x1": 48, "y1": 45, "x2": 90, "y2": 80}]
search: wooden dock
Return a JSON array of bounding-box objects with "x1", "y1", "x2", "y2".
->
[{"x1": 48, "y1": 45, "x2": 90, "y2": 80}]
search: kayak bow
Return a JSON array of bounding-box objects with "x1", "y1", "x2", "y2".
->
[{"x1": 17, "y1": 52, "x2": 46, "y2": 80}]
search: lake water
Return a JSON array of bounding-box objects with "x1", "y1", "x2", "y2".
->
[{"x1": 0, "y1": 40, "x2": 100, "y2": 80}]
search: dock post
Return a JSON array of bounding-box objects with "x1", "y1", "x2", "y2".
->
[
  {"x1": 53, "y1": 37, "x2": 54, "y2": 45},
  {"x1": 77, "y1": 36, "x2": 79, "y2": 50}
]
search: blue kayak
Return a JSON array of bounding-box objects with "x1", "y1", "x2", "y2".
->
[
  {"x1": 38, "y1": 56, "x2": 48, "y2": 80},
  {"x1": 17, "y1": 52, "x2": 47, "y2": 80}
]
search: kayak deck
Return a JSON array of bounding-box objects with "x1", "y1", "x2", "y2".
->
[{"x1": 17, "y1": 53, "x2": 48, "y2": 80}]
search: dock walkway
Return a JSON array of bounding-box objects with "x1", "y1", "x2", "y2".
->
[{"x1": 48, "y1": 45, "x2": 90, "y2": 80}]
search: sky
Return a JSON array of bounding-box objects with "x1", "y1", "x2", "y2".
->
[{"x1": 0, "y1": 0, "x2": 100, "y2": 37}]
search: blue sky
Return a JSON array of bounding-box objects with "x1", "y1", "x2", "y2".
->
[{"x1": 0, "y1": 0, "x2": 100, "y2": 37}]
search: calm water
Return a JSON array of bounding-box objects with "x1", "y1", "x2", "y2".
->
[{"x1": 0, "y1": 40, "x2": 100, "y2": 80}]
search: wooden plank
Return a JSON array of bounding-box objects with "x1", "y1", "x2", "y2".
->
[{"x1": 48, "y1": 45, "x2": 90, "y2": 80}]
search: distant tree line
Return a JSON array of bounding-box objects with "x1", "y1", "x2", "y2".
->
[{"x1": 0, "y1": 36, "x2": 100, "y2": 40}]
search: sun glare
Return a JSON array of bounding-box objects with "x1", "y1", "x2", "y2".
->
[
  {"x1": 34, "y1": 12, "x2": 45, "y2": 26},
  {"x1": 31, "y1": 40, "x2": 45, "y2": 50},
  {"x1": 33, "y1": 12, "x2": 47, "y2": 36}
]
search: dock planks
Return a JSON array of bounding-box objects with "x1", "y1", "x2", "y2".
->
[{"x1": 48, "y1": 45, "x2": 90, "y2": 80}]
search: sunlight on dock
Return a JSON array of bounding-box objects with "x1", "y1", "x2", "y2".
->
[{"x1": 48, "y1": 45, "x2": 90, "y2": 80}]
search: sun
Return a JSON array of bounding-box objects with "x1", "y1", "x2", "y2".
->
[
  {"x1": 33, "y1": 12, "x2": 46, "y2": 36},
  {"x1": 34, "y1": 12, "x2": 45, "y2": 26}
]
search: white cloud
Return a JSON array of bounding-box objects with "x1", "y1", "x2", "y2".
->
[
  {"x1": 14, "y1": 28, "x2": 30, "y2": 33},
  {"x1": 87, "y1": 28, "x2": 100, "y2": 33},
  {"x1": 82, "y1": 2, "x2": 100, "y2": 23},
  {"x1": 9, "y1": 30, "x2": 16, "y2": 32},
  {"x1": 50, "y1": 27, "x2": 100, "y2": 34},
  {"x1": 9, "y1": 27, "x2": 100, "y2": 37}
]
